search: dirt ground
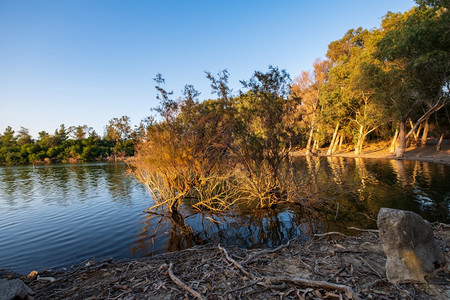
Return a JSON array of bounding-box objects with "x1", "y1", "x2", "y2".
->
[
  {"x1": 293, "y1": 141, "x2": 450, "y2": 165},
  {"x1": 2, "y1": 224, "x2": 447, "y2": 300}
]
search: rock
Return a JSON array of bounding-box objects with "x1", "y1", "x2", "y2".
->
[
  {"x1": 377, "y1": 207, "x2": 445, "y2": 283},
  {"x1": 27, "y1": 271, "x2": 38, "y2": 280},
  {"x1": 0, "y1": 278, "x2": 34, "y2": 300}
]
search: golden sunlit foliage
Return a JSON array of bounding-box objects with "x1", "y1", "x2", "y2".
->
[{"x1": 130, "y1": 0, "x2": 449, "y2": 216}]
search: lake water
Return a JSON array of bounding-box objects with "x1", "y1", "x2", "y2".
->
[{"x1": 0, "y1": 158, "x2": 449, "y2": 274}]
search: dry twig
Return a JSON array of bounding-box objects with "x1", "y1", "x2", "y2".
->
[
  {"x1": 266, "y1": 276, "x2": 360, "y2": 300},
  {"x1": 218, "y1": 244, "x2": 251, "y2": 277},
  {"x1": 314, "y1": 232, "x2": 347, "y2": 238},
  {"x1": 347, "y1": 227, "x2": 379, "y2": 233},
  {"x1": 243, "y1": 239, "x2": 292, "y2": 265},
  {"x1": 167, "y1": 262, "x2": 205, "y2": 300}
]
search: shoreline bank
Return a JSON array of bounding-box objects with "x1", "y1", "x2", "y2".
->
[{"x1": 3, "y1": 225, "x2": 448, "y2": 299}]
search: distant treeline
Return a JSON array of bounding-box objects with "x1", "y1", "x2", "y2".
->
[{"x1": 0, "y1": 116, "x2": 140, "y2": 166}]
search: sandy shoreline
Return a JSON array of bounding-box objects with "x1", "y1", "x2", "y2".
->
[{"x1": 292, "y1": 142, "x2": 450, "y2": 165}]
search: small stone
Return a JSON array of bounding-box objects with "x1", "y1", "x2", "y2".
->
[
  {"x1": 0, "y1": 278, "x2": 34, "y2": 300},
  {"x1": 377, "y1": 207, "x2": 445, "y2": 283},
  {"x1": 27, "y1": 271, "x2": 38, "y2": 280}
]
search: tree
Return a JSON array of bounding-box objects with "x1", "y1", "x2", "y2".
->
[
  {"x1": 17, "y1": 127, "x2": 33, "y2": 146},
  {"x1": 375, "y1": 2, "x2": 449, "y2": 157},
  {"x1": 69, "y1": 125, "x2": 92, "y2": 140},
  {"x1": 235, "y1": 66, "x2": 301, "y2": 207},
  {"x1": 291, "y1": 59, "x2": 328, "y2": 155},
  {"x1": 323, "y1": 28, "x2": 386, "y2": 156},
  {"x1": 1, "y1": 126, "x2": 16, "y2": 147},
  {"x1": 53, "y1": 124, "x2": 68, "y2": 145},
  {"x1": 105, "y1": 116, "x2": 131, "y2": 161}
]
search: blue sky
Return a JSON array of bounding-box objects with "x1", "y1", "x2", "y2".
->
[{"x1": 0, "y1": 0, "x2": 415, "y2": 138}]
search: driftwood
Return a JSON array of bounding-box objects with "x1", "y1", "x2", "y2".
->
[{"x1": 167, "y1": 262, "x2": 205, "y2": 300}]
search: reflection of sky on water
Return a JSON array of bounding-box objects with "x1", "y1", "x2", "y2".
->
[{"x1": 0, "y1": 159, "x2": 449, "y2": 274}]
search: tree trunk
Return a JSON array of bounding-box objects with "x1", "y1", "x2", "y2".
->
[
  {"x1": 327, "y1": 123, "x2": 340, "y2": 155},
  {"x1": 312, "y1": 140, "x2": 317, "y2": 153},
  {"x1": 409, "y1": 119, "x2": 421, "y2": 145},
  {"x1": 420, "y1": 118, "x2": 429, "y2": 147},
  {"x1": 415, "y1": 123, "x2": 423, "y2": 145},
  {"x1": 357, "y1": 134, "x2": 366, "y2": 156},
  {"x1": 331, "y1": 133, "x2": 340, "y2": 154},
  {"x1": 394, "y1": 121, "x2": 407, "y2": 158},
  {"x1": 354, "y1": 125, "x2": 364, "y2": 156},
  {"x1": 305, "y1": 126, "x2": 314, "y2": 156},
  {"x1": 436, "y1": 133, "x2": 444, "y2": 151},
  {"x1": 389, "y1": 128, "x2": 399, "y2": 154},
  {"x1": 338, "y1": 134, "x2": 343, "y2": 151}
]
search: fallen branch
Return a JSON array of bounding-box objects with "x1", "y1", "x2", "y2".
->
[
  {"x1": 360, "y1": 257, "x2": 383, "y2": 279},
  {"x1": 313, "y1": 232, "x2": 347, "y2": 238},
  {"x1": 37, "y1": 275, "x2": 56, "y2": 282},
  {"x1": 266, "y1": 276, "x2": 360, "y2": 300},
  {"x1": 257, "y1": 282, "x2": 287, "y2": 290},
  {"x1": 347, "y1": 227, "x2": 379, "y2": 233},
  {"x1": 218, "y1": 244, "x2": 251, "y2": 277},
  {"x1": 244, "y1": 239, "x2": 292, "y2": 265},
  {"x1": 167, "y1": 263, "x2": 205, "y2": 300}
]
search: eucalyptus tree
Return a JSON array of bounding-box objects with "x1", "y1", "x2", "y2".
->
[
  {"x1": 322, "y1": 28, "x2": 386, "y2": 156},
  {"x1": 374, "y1": 0, "x2": 449, "y2": 157},
  {"x1": 291, "y1": 59, "x2": 328, "y2": 155}
]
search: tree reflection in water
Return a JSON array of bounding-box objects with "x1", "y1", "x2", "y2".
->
[
  {"x1": 130, "y1": 157, "x2": 449, "y2": 258},
  {"x1": 1, "y1": 159, "x2": 447, "y2": 270},
  {"x1": 130, "y1": 206, "x2": 326, "y2": 257}
]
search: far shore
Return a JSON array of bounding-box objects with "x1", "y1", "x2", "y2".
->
[{"x1": 293, "y1": 140, "x2": 450, "y2": 165}]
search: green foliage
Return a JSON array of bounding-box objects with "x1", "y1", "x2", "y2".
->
[
  {"x1": 291, "y1": 2, "x2": 449, "y2": 157},
  {"x1": 132, "y1": 67, "x2": 303, "y2": 212},
  {"x1": 232, "y1": 67, "x2": 301, "y2": 206},
  {"x1": 0, "y1": 122, "x2": 136, "y2": 166}
]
